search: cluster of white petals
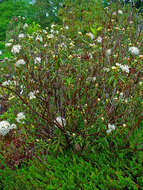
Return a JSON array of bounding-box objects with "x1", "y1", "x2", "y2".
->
[
  {"x1": 118, "y1": 10, "x2": 123, "y2": 14},
  {"x1": 16, "y1": 112, "x2": 25, "y2": 123},
  {"x1": 96, "y1": 36, "x2": 102, "y2": 43},
  {"x1": 28, "y1": 90, "x2": 39, "y2": 100},
  {"x1": 129, "y1": 47, "x2": 140, "y2": 56},
  {"x1": 0, "y1": 50, "x2": 2, "y2": 55},
  {"x1": 15, "y1": 59, "x2": 26, "y2": 67},
  {"x1": 0, "y1": 121, "x2": 17, "y2": 136},
  {"x1": 34, "y1": 57, "x2": 41, "y2": 64},
  {"x1": 115, "y1": 63, "x2": 129, "y2": 73},
  {"x1": 87, "y1": 76, "x2": 96, "y2": 82},
  {"x1": 106, "y1": 49, "x2": 112, "y2": 56},
  {"x1": 65, "y1": 26, "x2": 69, "y2": 30},
  {"x1": 47, "y1": 34, "x2": 54, "y2": 39},
  {"x1": 36, "y1": 35, "x2": 43, "y2": 42},
  {"x1": 2, "y1": 80, "x2": 11, "y2": 86},
  {"x1": 55, "y1": 116, "x2": 66, "y2": 127},
  {"x1": 23, "y1": 23, "x2": 28, "y2": 29},
  {"x1": 11, "y1": 44, "x2": 21, "y2": 54},
  {"x1": 107, "y1": 123, "x2": 116, "y2": 134},
  {"x1": 2, "y1": 80, "x2": 16, "y2": 86},
  {"x1": 18, "y1": 33, "x2": 25, "y2": 39}
]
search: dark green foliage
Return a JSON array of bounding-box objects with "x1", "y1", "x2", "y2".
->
[
  {"x1": 0, "y1": 0, "x2": 63, "y2": 41},
  {"x1": 0, "y1": 0, "x2": 29, "y2": 41},
  {"x1": 27, "y1": 0, "x2": 63, "y2": 28}
]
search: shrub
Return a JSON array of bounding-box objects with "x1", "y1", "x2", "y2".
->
[{"x1": 0, "y1": 0, "x2": 143, "y2": 163}]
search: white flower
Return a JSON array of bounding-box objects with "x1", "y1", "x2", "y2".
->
[
  {"x1": 120, "y1": 65, "x2": 129, "y2": 73},
  {"x1": 51, "y1": 24, "x2": 56, "y2": 29},
  {"x1": 0, "y1": 121, "x2": 17, "y2": 136},
  {"x1": 5, "y1": 43, "x2": 12, "y2": 47},
  {"x1": 55, "y1": 116, "x2": 66, "y2": 127},
  {"x1": 108, "y1": 123, "x2": 116, "y2": 130},
  {"x1": 65, "y1": 26, "x2": 69, "y2": 30},
  {"x1": 2, "y1": 80, "x2": 11, "y2": 86},
  {"x1": 129, "y1": 47, "x2": 139, "y2": 56},
  {"x1": 78, "y1": 31, "x2": 82, "y2": 35},
  {"x1": 87, "y1": 32, "x2": 94, "y2": 40},
  {"x1": 96, "y1": 36, "x2": 102, "y2": 43},
  {"x1": 11, "y1": 44, "x2": 21, "y2": 54},
  {"x1": 18, "y1": 33, "x2": 25, "y2": 39},
  {"x1": 106, "y1": 49, "x2": 112, "y2": 56},
  {"x1": 115, "y1": 63, "x2": 121, "y2": 67},
  {"x1": 9, "y1": 39, "x2": 14, "y2": 43},
  {"x1": 16, "y1": 112, "x2": 25, "y2": 123},
  {"x1": 112, "y1": 66, "x2": 117, "y2": 70},
  {"x1": 107, "y1": 123, "x2": 116, "y2": 134},
  {"x1": 34, "y1": 57, "x2": 41, "y2": 64},
  {"x1": 28, "y1": 91, "x2": 36, "y2": 100},
  {"x1": 0, "y1": 50, "x2": 2, "y2": 55},
  {"x1": 120, "y1": 92, "x2": 123, "y2": 97},
  {"x1": 50, "y1": 29, "x2": 54, "y2": 33},
  {"x1": 15, "y1": 59, "x2": 26, "y2": 67},
  {"x1": 0, "y1": 121, "x2": 10, "y2": 136},
  {"x1": 118, "y1": 10, "x2": 123, "y2": 14},
  {"x1": 55, "y1": 30, "x2": 59, "y2": 34},
  {"x1": 9, "y1": 123, "x2": 17, "y2": 130},
  {"x1": 24, "y1": 23, "x2": 28, "y2": 29},
  {"x1": 87, "y1": 76, "x2": 96, "y2": 82},
  {"x1": 36, "y1": 35, "x2": 43, "y2": 42},
  {"x1": 47, "y1": 34, "x2": 54, "y2": 39},
  {"x1": 103, "y1": 67, "x2": 110, "y2": 72},
  {"x1": 115, "y1": 63, "x2": 129, "y2": 73},
  {"x1": 46, "y1": 12, "x2": 49, "y2": 17},
  {"x1": 106, "y1": 128, "x2": 112, "y2": 134}
]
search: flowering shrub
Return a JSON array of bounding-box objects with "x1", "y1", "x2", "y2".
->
[{"x1": 0, "y1": 0, "x2": 143, "y2": 157}]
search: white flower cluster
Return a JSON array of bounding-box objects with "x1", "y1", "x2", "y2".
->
[
  {"x1": 96, "y1": 36, "x2": 102, "y2": 43},
  {"x1": 16, "y1": 112, "x2": 25, "y2": 123},
  {"x1": 18, "y1": 33, "x2": 25, "y2": 39},
  {"x1": 129, "y1": 47, "x2": 140, "y2": 56},
  {"x1": 107, "y1": 123, "x2": 116, "y2": 134},
  {"x1": 36, "y1": 35, "x2": 43, "y2": 42},
  {"x1": 65, "y1": 26, "x2": 69, "y2": 30},
  {"x1": 55, "y1": 116, "x2": 66, "y2": 127},
  {"x1": 28, "y1": 90, "x2": 39, "y2": 100},
  {"x1": 47, "y1": 34, "x2": 54, "y2": 39},
  {"x1": 2, "y1": 80, "x2": 16, "y2": 86},
  {"x1": 0, "y1": 50, "x2": 2, "y2": 55},
  {"x1": 118, "y1": 10, "x2": 123, "y2": 14},
  {"x1": 34, "y1": 57, "x2": 41, "y2": 64},
  {"x1": 106, "y1": 49, "x2": 112, "y2": 56},
  {"x1": 115, "y1": 63, "x2": 129, "y2": 73},
  {"x1": 15, "y1": 59, "x2": 26, "y2": 67},
  {"x1": 24, "y1": 23, "x2": 28, "y2": 29},
  {"x1": 0, "y1": 121, "x2": 17, "y2": 136},
  {"x1": 87, "y1": 76, "x2": 96, "y2": 82},
  {"x1": 11, "y1": 44, "x2": 21, "y2": 54},
  {"x1": 2, "y1": 80, "x2": 11, "y2": 86}
]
